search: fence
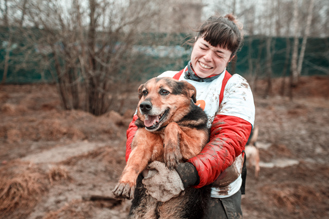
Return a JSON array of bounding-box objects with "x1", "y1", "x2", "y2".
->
[{"x1": 0, "y1": 31, "x2": 328, "y2": 83}]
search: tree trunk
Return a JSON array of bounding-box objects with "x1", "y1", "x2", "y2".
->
[
  {"x1": 254, "y1": 37, "x2": 265, "y2": 93},
  {"x1": 280, "y1": 37, "x2": 291, "y2": 96},
  {"x1": 2, "y1": 37, "x2": 11, "y2": 84},
  {"x1": 297, "y1": 0, "x2": 315, "y2": 75},
  {"x1": 291, "y1": 0, "x2": 299, "y2": 87},
  {"x1": 51, "y1": 44, "x2": 70, "y2": 110},
  {"x1": 264, "y1": 37, "x2": 273, "y2": 98},
  {"x1": 3, "y1": 0, "x2": 9, "y2": 27},
  {"x1": 20, "y1": 0, "x2": 28, "y2": 27},
  {"x1": 68, "y1": 66, "x2": 80, "y2": 110},
  {"x1": 248, "y1": 36, "x2": 254, "y2": 89},
  {"x1": 88, "y1": 0, "x2": 98, "y2": 115}
]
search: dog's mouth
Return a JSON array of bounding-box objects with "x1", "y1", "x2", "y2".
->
[{"x1": 144, "y1": 109, "x2": 169, "y2": 131}]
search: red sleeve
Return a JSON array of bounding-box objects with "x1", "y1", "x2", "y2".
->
[
  {"x1": 126, "y1": 114, "x2": 138, "y2": 162},
  {"x1": 188, "y1": 114, "x2": 252, "y2": 188}
]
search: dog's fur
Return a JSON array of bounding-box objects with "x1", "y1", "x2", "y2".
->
[
  {"x1": 245, "y1": 126, "x2": 260, "y2": 178},
  {"x1": 113, "y1": 77, "x2": 210, "y2": 218}
]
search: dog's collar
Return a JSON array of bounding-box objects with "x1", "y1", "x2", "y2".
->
[{"x1": 184, "y1": 61, "x2": 224, "y2": 82}]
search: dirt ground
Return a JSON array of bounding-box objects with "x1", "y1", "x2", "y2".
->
[{"x1": 0, "y1": 76, "x2": 329, "y2": 219}]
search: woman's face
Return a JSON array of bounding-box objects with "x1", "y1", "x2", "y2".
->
[{"x1": 191, "y1": 37, "x2": 233, "y2": 78}]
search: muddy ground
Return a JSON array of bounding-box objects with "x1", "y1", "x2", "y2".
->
[{"x1": 0, "y1": 76, "x2": 329, "y2": 219}]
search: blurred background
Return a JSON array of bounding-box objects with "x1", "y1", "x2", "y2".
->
[{"x1": 0, "y1": 0, "x2": 328, "y2": 219}]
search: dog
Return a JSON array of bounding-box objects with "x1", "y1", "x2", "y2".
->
[
  {"x1": 244, "y1": 126, "x2": 260, "y2": 178},
  {"x1": 113, "y1": 77, "x2": 210, "y2": 218}
]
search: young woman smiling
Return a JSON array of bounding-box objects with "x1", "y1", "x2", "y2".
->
[{"x1": 125, "y1": 14, "x2": 255, "y2": 219}]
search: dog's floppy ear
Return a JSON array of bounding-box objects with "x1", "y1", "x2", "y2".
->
[
  {"x1": 138, "y1": 84, "x2": 145, "y2": 99},
  {"x1": 182, "y1": 81, "x2": 197, "y2": 103}
]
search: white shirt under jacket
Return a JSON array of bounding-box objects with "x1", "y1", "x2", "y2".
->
[{"x1": 158, "y1": 68, "x2": 255, "y2": 198}]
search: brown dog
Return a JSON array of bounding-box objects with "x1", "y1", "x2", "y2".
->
[
  {"x1": 113, "y1": 77, "x2": 210, "y2": 218},
  {"x1": 245, "y1": 126, "x2": 260, "y2": 177},
  {"x1": 113, "y1": 77, "x2": 209, "y2": 198}
]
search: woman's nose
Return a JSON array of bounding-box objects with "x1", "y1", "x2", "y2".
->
[{"x1": 203, "y1": 50, "x2": 213, "y2": 62}]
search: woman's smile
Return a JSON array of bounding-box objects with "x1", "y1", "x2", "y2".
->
[{"x1": 191, "y1": 37, "x2": 233, "y2": 78}]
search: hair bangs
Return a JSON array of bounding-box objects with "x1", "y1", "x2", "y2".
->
[
  {"x1": 196, "y1": 15, "x2": 243, "y2": 56},
  {"x1": 202, "y1": 24, "x2": 238, "y2": 52}
]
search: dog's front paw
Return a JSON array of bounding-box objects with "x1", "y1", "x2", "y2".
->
[
  {"x1": 164, "y1": 146, "x2": 182, "y2": 170},
  {"x1": 112, "y1": 182, "x2": 135, "y2": 199}
]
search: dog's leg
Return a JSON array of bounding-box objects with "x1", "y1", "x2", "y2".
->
[
  {"x1": 164, "y1": 122, "x2": 183, "y2": 169},
  {"x1": 179, "y1": 126, "x2": 208, "y2": 160},
  {"x1": 113, "y1": 129, "x2": 163, "y2": 199},
  {"x1": 255, "y1": 149, "x2": 260, "y2": 178},
  {"x1": 164, "y1": 123, "x2": 208, "y2": 169}
]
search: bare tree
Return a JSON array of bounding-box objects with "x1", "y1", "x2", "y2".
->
[
  {"x1": 1, "y1": 0, "x2": 9, "y2": 26},
  {"x1": 263, "y1": 0, "x2": 275, "y2": 98},
  {"x1": 291, "y1": 0, "x2": 300, "y2": 87},
  {"x1": 11, "y1": 0, "x2": 173, "y2": 115},
  {"x1": 1, "y1": 36, "x2": 11, "y2": 84},
  {"x1": 1, "y1": 0, "x2": 11, "y2": 84},
  {"x1": 297, "y1": 0, "x2": 315, "y2": 75},
  {"x1": 2, "y1": 0, "x2": 329, "y2": 98}
]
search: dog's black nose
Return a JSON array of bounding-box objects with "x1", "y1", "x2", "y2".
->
[{"x1": 140, "y1": 101, "x2": 152, "y2": 113}]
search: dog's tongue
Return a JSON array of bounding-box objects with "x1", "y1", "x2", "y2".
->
[{"x1": 144, "y1": 115, "x2": 159, "y2": 127}]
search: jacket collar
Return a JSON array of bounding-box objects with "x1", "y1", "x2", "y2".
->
[{"x1": 184, "y1": 61, "x2": 225, "y2": 82}]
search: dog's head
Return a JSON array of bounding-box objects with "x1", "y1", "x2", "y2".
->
[{"x1": 136, "y1": 77, "x2": 196, "y2": 132}]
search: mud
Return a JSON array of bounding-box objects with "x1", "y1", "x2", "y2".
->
[{"x1": 0, "y1": 76, "x2": 329, "y2": 219}]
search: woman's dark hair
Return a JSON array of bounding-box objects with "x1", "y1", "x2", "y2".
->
[{"x1": 196, "y1": 14, "x2": 243, "y2": 57}]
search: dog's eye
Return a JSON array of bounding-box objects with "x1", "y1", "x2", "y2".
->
[
  {"x1": 159, "y1": 89, "x2": 169, "y2": 95},
  {"x1": 142, "y1": 90, "x2": 148, "y2": 96}
]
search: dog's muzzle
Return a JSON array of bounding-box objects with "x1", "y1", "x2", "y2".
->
[{"x1": 140, "y1": 100, "x2": 152, "y2": 114}]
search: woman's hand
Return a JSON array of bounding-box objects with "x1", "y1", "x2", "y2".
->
[{"x1": 142, "y1": 161, "x2": 184, "y2": 202}]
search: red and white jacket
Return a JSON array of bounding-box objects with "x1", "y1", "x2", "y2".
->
[{"x1": 126, "y1": 66, "x2": 255, "y2": 198}]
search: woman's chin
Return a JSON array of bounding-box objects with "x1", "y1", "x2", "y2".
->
[{"x1": 195, "y1": 70, "x2": 213, "y2": 78}]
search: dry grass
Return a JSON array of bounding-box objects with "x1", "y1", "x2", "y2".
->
[
  {"x1": 43, "y1": 200, "x2": 93, "y2": 219},
  {"x1": 60, "y1": 146, "x2": 125, "y2": 167},
  {"x1": 48, "y1": 165, "x2": 70, "y2": 184},
  {"x1": 0, "y1": 161, "x2": 48, "y2": 216},
  {"x1": 0, "y1": 109, "x2": 123, "y2": 143},
  {"x1": 60, "y1": 146, "x2": 109, "y2": 166},
  {"x1": 262, "y1": 183, "x2": 321, "y2": 212}
]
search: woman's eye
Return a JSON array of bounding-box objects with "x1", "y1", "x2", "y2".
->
[
  {"x1": 200, "y1": 47, "x2": 206, "y2": 50},
  {"x1": 142, "y1": 90, "x2": 148, "y2": 96},
  {"x1": 159, "y1": 89, "x2": 169, "y2": 95}
]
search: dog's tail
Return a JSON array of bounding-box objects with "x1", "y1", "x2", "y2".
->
[{"x1": 249, "y1": 126, "x2": 259, "y2": 146}]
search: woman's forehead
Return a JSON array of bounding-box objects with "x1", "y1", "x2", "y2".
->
[{"x1": 197, "y1": 37, "x2": 232, "y2": 56}]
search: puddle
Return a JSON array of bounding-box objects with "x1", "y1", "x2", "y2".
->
[{"x1": 259, "y1": 159, "x2": 299, "y2": 168}]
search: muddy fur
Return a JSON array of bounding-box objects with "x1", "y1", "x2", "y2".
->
[{"x1": 129, "y1": 175, "x2": 211, "y2": 219}]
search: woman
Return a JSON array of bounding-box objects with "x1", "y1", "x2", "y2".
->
[{"x1": 125, "y1": 14, "x2": 255, "y2": 218}]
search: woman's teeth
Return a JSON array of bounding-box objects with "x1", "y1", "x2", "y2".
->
[{"x1": 200, "y1": 62, "x2": 211, "y2": 69}]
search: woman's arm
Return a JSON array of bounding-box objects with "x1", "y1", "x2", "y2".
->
[
  {"x1": 187, "y1": 115, "x2": 252, "y2": 188},
  {"x1": 176, "y1": 75, "x2": 255, "y2": 188}
]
